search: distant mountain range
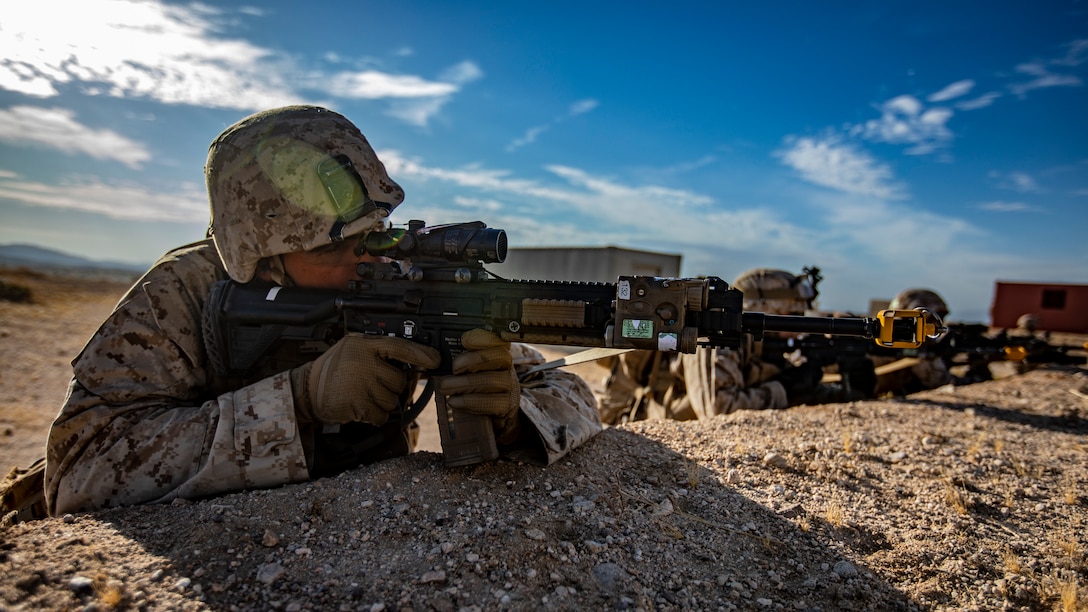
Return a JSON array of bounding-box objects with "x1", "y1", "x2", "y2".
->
[{"x1": 0, "y1": 244, "x2": 149, "y2": 273}]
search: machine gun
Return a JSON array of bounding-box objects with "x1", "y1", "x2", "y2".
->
[
  {"x1": 940, "y1": 323, "x2": 1088, "y2": 367},
  {"x1": 760, "y1": 321, "x2": 1086, "y2": 390},
  {"x1": 203, "y1": 220, "x2": 945, "y2": 467}
]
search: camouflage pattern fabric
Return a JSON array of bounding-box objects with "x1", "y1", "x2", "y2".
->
[
  {"x1": 1, "y1": 458, "x2": 47, "y2": 526},
  {"x1": 732, "y1": 268, "x2": 814, "y2": 315},
  {"x1": 888, "y1": 288, "x2": 949, "y2": 320},
  {"x1": 46, "y1": 241, "x2": 600, "y2": 515},
  {"x1": 678, "y1": 340, "x2": 789, "y2": 417},
  {"x1": 597, "y1": 337, "x2": 788, "y2": 425},
  {"x1": 206, "y1": 106, "x2": 403, "y2": 283},
  {"x1": 596, "y1": 351, "x2": 694, "y2": 425},
  {"x1": 45, "y1": 240, "x2": 310, "y2": 515},
  {"x1": 510, "y1": 343, "x2": 602, "y2": 464}
]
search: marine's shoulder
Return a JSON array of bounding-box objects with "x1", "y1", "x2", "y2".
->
[
  {"x1": 147, "y1": 239, "x2": 226, "y2": 280},
  {"x1": 117, "y1": 239, "x2": 227, "y2": 310}
]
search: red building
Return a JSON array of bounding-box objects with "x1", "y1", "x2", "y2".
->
[{"x1": 990, "y1": 281, "x2": 1088, "y2": 333}]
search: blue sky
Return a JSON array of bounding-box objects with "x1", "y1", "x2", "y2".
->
[{"x1": 1, "y1": 0, "x2": 1086, "y2": 322}]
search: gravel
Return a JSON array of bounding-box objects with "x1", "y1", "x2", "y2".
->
[{"x1": 3, "y1": 366, "x2": 1087, "y2": 611}]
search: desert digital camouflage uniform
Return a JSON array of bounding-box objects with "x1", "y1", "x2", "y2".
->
[
  {"x1": 596, "y1": 339, "x2": 789, "y2": 424},
  {"x1": 871, "y1": 288, "x2": 953, "y2": 396},
  {"x1": 45, "y1": 106, "x2": 600, "y2": 515}
]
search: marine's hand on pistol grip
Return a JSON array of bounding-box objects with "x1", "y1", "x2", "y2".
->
[{"x1": 291, "y1": 333, "x2": 441, "y2": 426}]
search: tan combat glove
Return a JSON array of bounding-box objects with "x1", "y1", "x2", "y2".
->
[
  {"x1": 291, "y1": 334, "x2": 441, "y2": 426},
  {"x1": 437, "y1": 329, "x2": 522, "y2": 445}
]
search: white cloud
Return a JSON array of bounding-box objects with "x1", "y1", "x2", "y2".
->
[
  {"x1": 440, "y1": 61, "x2": 484, "y2": 84},
  {"x1": 852, "y1": 95, "x2": 954, "y2": 155},
  {"x1": 976, "y1": 201, "x2": 1041, "y2": 213},
  {"x1": 379, "y1": 150, "x2": 822, "y2": 269},
  {"x1": 452, "y1": 196, "x2": 503, "y2": 211},
  {"x1": 1009, "y1": 61, "x2": 1083, "y2": 96},
  {"x1": 775, "y1": 136, "x2": 906, "y2": 200},
  {"x1": 657, "y1": 155, "x2": 718, "y2": 176},
  {"x1": 506, "y1": 98, "x2": 599, "y2": 152},
  {"x1": 928, "y1": 80, "x2": 975, "y2": 102},
  {"x1": 955, "y1": 92, "x2": 1001, "y2": 110},
  {"x1": 373, "y1": 61, "x2": 484, "y2": 127},
  {"x1": 0, "y1": 0, "x2": 295, "y2": 109},
  {"x1": 570, "y1": 99, "x2": 599, "y2": 115},
  {"x1": 325, "y1": 72, "x2": 458, "y2": 99},
  {"x1": 0, "y1": 106, "x2": 151, "y2": 168},
  {"x1": 382, "y1": 150, "x2": 713, "y2": 217},
  {"x1": 885, "y1": 95, "x2": 922, "y2": 116},
  {"x1": 380, "y1": 152, "x2": 561, "y2": 204},
  {"x1": 989, "y1": 170, "x2": 1041, "y2": 193},
  {"x1": 507, "y1": 126, "x2": 549, "y2": 151},
  {"x1": 385, "y1": 97, "x2": 455, "y2": 127},
  {"x1": 543, "y1": 164, "x2": 715, "y2": 216},
  {"x1": 0, "y1": 0, "x2": 474, "y2": 122},
  {"x1": 813, "y1": 191, "x2": 979, "y2": 258},
  {"x1": 0, "y1": 172, "x2": 207, "y2": 223},
  {"x1": 1053, "y1": 39, "x2": 1088, "y2": 66},
  {"x1": 379, "y1": 148, "x2": 726, "y2": 242}
]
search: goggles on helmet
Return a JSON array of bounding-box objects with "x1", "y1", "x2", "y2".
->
[
  {"x1": 257, "y1": 138, "x2": 394, "y2": 239},
  {"x1": 317, "y1": 154, "x2": 388, "y2": 224}
]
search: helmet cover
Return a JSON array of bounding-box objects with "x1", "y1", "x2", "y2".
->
[
  {"x1": 206, "y1": 105, "x2": 404, "y2": 282},
  {"x1": 732, "y1": 268, "x2": 815, "y2": 315},
  {"x1": 889, "y1": 288, "x2": 949, "y2": 319},
  {"x1": 1016, "y1": 313, "x2": 1040, "y2": 332}
]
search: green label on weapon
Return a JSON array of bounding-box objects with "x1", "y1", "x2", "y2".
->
[{"x1": 622, "y1": 319, "x2": 653, "y2": 339}]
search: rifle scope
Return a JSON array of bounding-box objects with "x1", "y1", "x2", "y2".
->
[{"x1": 359, "y1": 220, "x2": 507, "y2": 264}]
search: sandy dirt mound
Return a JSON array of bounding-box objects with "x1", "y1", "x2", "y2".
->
[{"x1": 1, "y1": 268, "x2": 1086, "y2": 611}]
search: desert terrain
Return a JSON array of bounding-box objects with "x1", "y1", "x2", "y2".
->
[{"x1": 1, "y1": 267, "x2": 1086, "y2": 611}]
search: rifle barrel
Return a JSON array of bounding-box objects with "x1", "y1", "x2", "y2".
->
[{"x1": 742, "y1": 313, "x2": 877, "y2": 339}]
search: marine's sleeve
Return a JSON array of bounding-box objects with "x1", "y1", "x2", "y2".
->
[
  {"x1": 678, "y1": 345, "x2": 788, "y2": 417},
  {"x1": 45, "y1": 246, "x2": 309, "y2": 515},
  {"x1": 503, "y1": 344, "x2": 602, "y2": 465},
  {"x1": 595, "y1": 350, "x2": 655, "y2": 425}
]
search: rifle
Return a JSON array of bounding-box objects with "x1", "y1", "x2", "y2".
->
[
  {"x1": 760, "y1": 322, "x2": 1087, "y2": 387},
  {"x1": 203, "y1": 220, "x2": 945, "y2": 467},
  {"x1": 940, "y1": 323, "x2": 1088, "y2": 367}
]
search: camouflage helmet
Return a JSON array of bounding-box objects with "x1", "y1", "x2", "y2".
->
[
  {"x1": 1016, "y1": 313, "x2": 1040, "y2": 332},
  {"x1": 889, "y1": 288, "x2": 949, "y2": 319},
  {"x1": 206, "y1": 105, "x2": 403, "y2": 283},
  {"x1": 732, "y1": 268, "x2": 818, "y2": 315}
]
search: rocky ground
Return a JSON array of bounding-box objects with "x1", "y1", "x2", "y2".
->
[{"x1": 1, "y1": 268, "x2": 1086, "y2": 611}]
